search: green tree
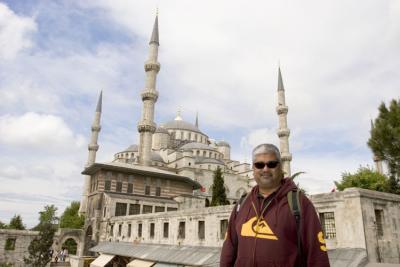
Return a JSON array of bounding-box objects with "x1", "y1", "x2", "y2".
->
[
  {"x1": 8, "y1": 214, "x2": 25, "y2": 230},
  {"x1": 210, "y1": 166, "x2": 229, "y2": 206},
  {"x1": 62, "y1": 238, "x2": 78, "y2": 255},
  {"x1": 24, "y1": 205, "x2": 58, "y2": 267},
  {"x1": 368, "y1": 99, "x2": 400, "y2": 194},
  {"x1": 59, "y1": 201, "x2": 85, "y2": 229},
  {"x1": 0, "y1": 220, "x2": 7, "y2": 229},
  {"x1": 334, "y1": 166, "x2": 390, "y2": 192}
]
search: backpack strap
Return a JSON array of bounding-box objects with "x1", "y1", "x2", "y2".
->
[
  {"x1": 236, "y1": 193, "x2": 248, "y2": 213},
  {"x1": 287, "y1": 189, "x2": 306, "y2": 267}
]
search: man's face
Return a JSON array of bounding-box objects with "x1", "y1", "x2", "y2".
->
[{"x1": 253, "y1": 153, "x2": 283, "y2": 191}]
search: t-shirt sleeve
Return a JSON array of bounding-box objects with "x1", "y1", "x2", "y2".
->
[
  {"x1": 301, "y1": 196, "x2": 331, "y2": 267},
  {"x1": 220, "y1": 205, "x2": 238, "y2": 267}
]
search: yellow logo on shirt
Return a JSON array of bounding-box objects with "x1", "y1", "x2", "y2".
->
[
  {"x1": 318, "y1": 231, "x2": 327, "y2": 251},
  {"x1": 241, "y1": 217, "x2": 278, "y2": 240}
]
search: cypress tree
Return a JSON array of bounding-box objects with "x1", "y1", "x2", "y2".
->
[{"x1": 210, "y1": 166, "x2": 229, "y2": 206}]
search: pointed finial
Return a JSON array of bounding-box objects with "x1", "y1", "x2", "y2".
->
[
  {"x1": 96, "y1": 90, "x2": 103, "y2": 112},
  {"x1": 175, "y1": 108, "x2": 183, "y2": 121},
  {"x1": 278, "y1": 67, "x2": 284, "y2": 91},
  {"x1": 149, "y1": 12, "x2": 159, "y2": 45},
  {"x1": 195, "y1": 111, "x2": 199, "y2": 128}
]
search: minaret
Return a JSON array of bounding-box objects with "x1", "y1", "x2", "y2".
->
[
  {"x1": 195, "y1": 112, "x2": 199, "y2": 128},
  {"x1": 371, "y1": 119, "x2": 383, "y2": 174},
  {"x1": 276, "y1": 67, "x2": 292, "y2": 177},
  {"x1": 138, "y1": 15, "x2": 160, "y2": 166},
  {"x1": 79, "y1": 91, "x2": 102, "y2": 214}
]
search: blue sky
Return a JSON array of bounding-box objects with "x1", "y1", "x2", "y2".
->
[{"x1": 0, "y1": 0, "x2": 399, "y2": 227}]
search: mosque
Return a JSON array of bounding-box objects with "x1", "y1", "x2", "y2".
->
[{"x1": 77, "y1": 13, "x2": 292, "y2": 255}]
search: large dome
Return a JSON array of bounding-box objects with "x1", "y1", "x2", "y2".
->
[{"x1": 163, "y1": 119, "x2": 201, "y2": 133}]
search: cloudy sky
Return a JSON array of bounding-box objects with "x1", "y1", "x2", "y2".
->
[{"x1": 0, "y1": 0, "x2": 399, "y2": 227}]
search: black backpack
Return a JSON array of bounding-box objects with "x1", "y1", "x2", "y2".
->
[{"x1": 236, "y1": 189, "x2": 306, "y2": 267}]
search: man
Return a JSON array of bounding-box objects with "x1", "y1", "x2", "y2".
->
[{"x1": 220, "y1": 144, "x2": 330, "y2": 267}]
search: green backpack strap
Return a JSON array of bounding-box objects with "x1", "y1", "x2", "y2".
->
[{"x1": 287, "y1": 190, "x2": 306, "y2": 267}]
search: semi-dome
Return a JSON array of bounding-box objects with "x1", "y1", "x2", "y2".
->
[
  {"x1": 155, "y1": 126, "x2": 170, "y2": 134},
  {"x1": 122, "y1": 144, "x2": 139, "y2": 152},
  {"x1": 217, "y1": 140, "x2": 230, "y2": 147},
  {"x1": 180, "y1": 142, "x2": 215, "y2": 151},
  {"x1": 151, "y1": 151, "x2": 164, "y2": 163}
]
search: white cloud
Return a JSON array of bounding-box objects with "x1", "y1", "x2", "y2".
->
[
  {"x1": 0, "y1": 2, "x2": 37, "y2": 60},
  {"x1": 0, "y1": 112, "x2": 85, "y2": 150},
  {"x1": 0, "y1": 0, "x2": 399, "y2": 226}
]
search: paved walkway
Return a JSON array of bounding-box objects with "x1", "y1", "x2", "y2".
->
[{"x1": 365, "y1": 263, "x2": 400, "y2": 267}]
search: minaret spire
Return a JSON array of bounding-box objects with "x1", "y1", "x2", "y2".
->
[
  {"x1": 149, "y1": 14, "x2": 159, "y2": 45},
  {"x1": 79, "y1": 91, "x2": 102, "y2": 214},
  {"x1": 138, "y1": 14, "x2": 160, "y2": 166},
  {"x1": 275, "y1": 68, "x2": 292, "y2": 177},
  {"x1": 195, "y1": 112, "x2": 199, "y2": 128}
]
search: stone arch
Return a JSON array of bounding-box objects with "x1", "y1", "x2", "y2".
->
[{"x1": 55, "y1": 228, "x2": 84, "y2": 256}]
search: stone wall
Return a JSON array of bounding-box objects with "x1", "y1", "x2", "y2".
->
[
  {"x1": 103, "y1": 205, "x2": 232, "y2": 247},
  {"x1": 311, "y1": 187, "x2": 400, "y2": 264},
  {"x1": 0, "y1": 229, "x2": 38, "y2": 267}
]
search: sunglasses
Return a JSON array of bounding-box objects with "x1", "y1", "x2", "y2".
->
[{"x1": 253, "y1": 161, "x2": 280, "y2": 169}]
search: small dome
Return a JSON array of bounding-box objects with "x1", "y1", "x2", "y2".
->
[
  {"x1": 151, "y1": 151, "x2": 164, "y2": 163},
  {"x1": 180, "y1": 142, "x2": 216, "y2": 151},
  {"x1": 155, "y1": 126, "x2": 170, "y2": 134},
  {"x1": 122, "y1": 144, "x2": 139, "y2": 152},
  {"x1": 217, "y1": 141, "x2": 230, "y2": 147}
]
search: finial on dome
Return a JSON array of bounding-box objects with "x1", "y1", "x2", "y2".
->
[
  {"x1": 175, "y1": 108, "x2": 183, "y2": 121},
  {"x1": 195, "y1": 111, "x2": 199, "y2": 128}
]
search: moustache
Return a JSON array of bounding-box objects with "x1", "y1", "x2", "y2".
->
[{"x1": 260, "y1": 173, "x2": 273, "y2": 178}]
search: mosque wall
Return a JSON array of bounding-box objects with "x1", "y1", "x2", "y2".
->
[{"x1": 311, "y1": 188, "x2": 400, "y2": 264}]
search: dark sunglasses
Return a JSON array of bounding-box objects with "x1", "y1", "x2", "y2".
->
[{"x1": 254, "y1": 161, "x2": 280, "y2": 169}]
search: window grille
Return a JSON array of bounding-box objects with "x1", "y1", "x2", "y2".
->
[
  {"x1": 167, "y1": 207, "x2": 177, "y2": 212},
  {"x1": 116, "y1": 182, "x2": 122, "y2": 192},
  {"x1": 127, "y1": 183, "x2": 133, "y2": 194},
  {"x1": 138, "y1": 223, "x2": 142, "y2": 237},
  {"x1": 220, "y1": 219, "x2": 228, "y2": 240},
  {"x1": 129, "y1": 204, "x2": 140, "y2": 215},
  {"x1": 5, "y1": 238, "x2": 16, "y2": 250},
  {"x1": 104, "y1": 180, "x2": 111, "y2": 191},
  {"x1": 143, "y1": 205, "x2": 153, "y2": 214},
  {"x1": 375, "y1": 209, "x2": 384, "y2": 238},
  {"x1": 150, "y1": 223, "x2": 155, "y2": 239},
  {"x1": 178, "y1": 221, "x2": 185, "y2": 239},
  {"x1": 156, "y1": 187, "x2": 161, "y2": 196},
  {"x1": 145, "y1": 185, "x2": 151, "y2": 195},
  {"x1": 115, "y1": 203, "x2": 127, "y2": 216},
  {"x1": 198, "y1": 221, "x2": 205, "y2": 240},
  {"x1": 163, "y1": 222, "x2": 169, "y2": 238},
  {"x1": 155, "y1": 206, "x2": 165, "y2": 213},
  {"x1": 319, "y1": 212, "x2": 336, "y2": 239}
]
